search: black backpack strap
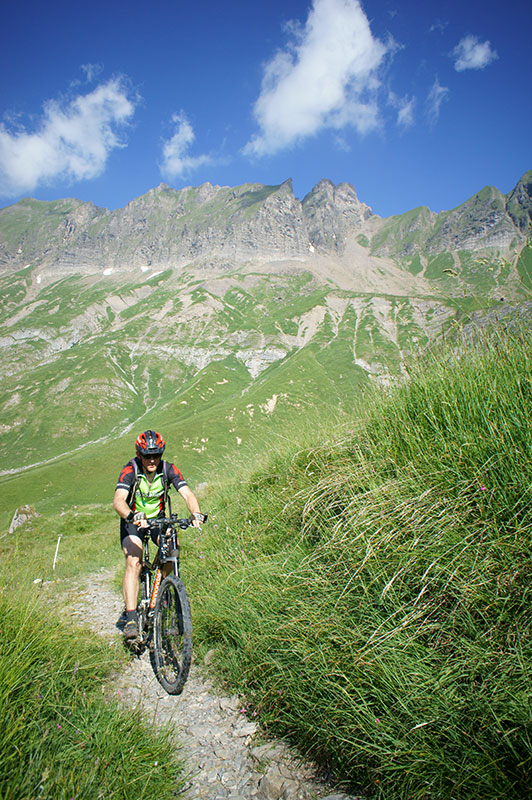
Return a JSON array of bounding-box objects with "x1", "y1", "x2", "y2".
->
[
  {"x1": 162, "y1": 460, "x2": 172, "y2": 515},
  {"x1": 125, "y1": 458, "x2": 142, "y2": 509}
]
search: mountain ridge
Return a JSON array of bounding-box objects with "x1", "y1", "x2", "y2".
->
[{"x1": 1, "y1": 171, "x2": 530, "y2": 283}]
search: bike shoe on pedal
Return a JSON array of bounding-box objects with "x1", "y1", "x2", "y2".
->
[{"x1": 123, "y1": 619, "x2": 139, "y2": 640}]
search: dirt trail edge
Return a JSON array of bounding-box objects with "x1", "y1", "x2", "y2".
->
[{"x1": 67, "y1": 567, "x2": 360, "y2": 800}]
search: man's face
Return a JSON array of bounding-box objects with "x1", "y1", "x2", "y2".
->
[{"x1": 141, "y1": 453, "x2": 161, "y2": 473}]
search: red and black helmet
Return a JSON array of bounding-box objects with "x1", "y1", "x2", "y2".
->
[{"x1": 135, "y1": 430, "x2": 166, "y2": 457}]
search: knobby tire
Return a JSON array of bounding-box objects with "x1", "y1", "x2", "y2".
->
[{"x1": 153, "y1": 575, "x2": 193, "y2": 695}]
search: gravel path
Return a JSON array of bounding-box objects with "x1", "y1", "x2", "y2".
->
[{"x1": 65, "y1": 567, "x2": 358, "y2": 800}]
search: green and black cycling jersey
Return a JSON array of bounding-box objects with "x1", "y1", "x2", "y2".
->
[{"x1": 116, "y1": 457, "x2": 187, "y2": 519}]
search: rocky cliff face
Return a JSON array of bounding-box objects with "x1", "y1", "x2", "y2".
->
[
  {"x1": 301, "y1": 179, "x2": 374, "y2": 253},
  {"x1": 427, "y1": 187, "x2": 513, "y2": 252},
  {"x1": 0, "y1": 180, "x2": 312, "y2": 274},
  {"x1": 104, "y1": 179, "x2": 311, "y2": 267},
  {"x1": 1, "y1": 171, "x2": 530, "y2": 278},
  {"x1": 506, "y1": 170, "x2": 532, "y2": 234},
  {"x1": 370, "y1": 176, "x2": 532, "y2": 259}
]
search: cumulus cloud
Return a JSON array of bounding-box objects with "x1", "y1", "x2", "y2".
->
[
  {"x1": 426, "y1": 78, "x2": 449, "y2": 124},
  {"x1": 244, "y1": 0, "x2": 390, "y2": 156},
  {"x1": 160, "y1": 112, "x2": 213, "y2": 179},
  {"x1": 452, "y1": 35, "x2": 498, "y2": 71},
  {"x1": 0, "y1": 78, "x2": 137, "y2": 197}
]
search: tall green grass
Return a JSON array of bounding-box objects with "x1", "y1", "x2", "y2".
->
[
  {"x1": 185, "y1": 326, "x2": 532, "y2": 799},
  {"x1": 0, "y1": 508, "x2": 186, "y2": 800}
]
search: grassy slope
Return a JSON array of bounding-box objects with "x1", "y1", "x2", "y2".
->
[
  {"x1": 182, "y1": 325, "x2": 532, "y2": 800},
  {"x1": 3, "y1": 266, "x2": 413, "y2": 525},
  {"x1": 0, "y1": 334, "x2": 365, "y2": 527},
  {"x1": 3, "y1": 241, "x2": 520, "y2": 478}
]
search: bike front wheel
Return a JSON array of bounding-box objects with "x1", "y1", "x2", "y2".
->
[{"x1": 152, "y1": 575, "x2": 193, "y2": 695}]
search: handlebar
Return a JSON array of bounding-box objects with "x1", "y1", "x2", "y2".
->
[
  {"x1": 145, "y1": 512, "x2": 208, "y2": 531},
  {"x1": 140, "y1": 513, "x2": 208, "y2": 567}
]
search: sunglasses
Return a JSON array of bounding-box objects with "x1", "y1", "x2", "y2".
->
[{"x1": 141, "y1": 453, "x2": 161, "y2": 460}]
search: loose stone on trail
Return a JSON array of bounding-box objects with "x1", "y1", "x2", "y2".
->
[{"x1": 65, "y1": 568, "x2": 360, "y2": 800}]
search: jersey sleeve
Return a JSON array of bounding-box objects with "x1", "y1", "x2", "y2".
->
[
  {"x1": 116, "y1": 462, "x2": 135, "y2": 492},
  {"x1": 167, "y1": 463, "x2": 188, "y2": 491}
]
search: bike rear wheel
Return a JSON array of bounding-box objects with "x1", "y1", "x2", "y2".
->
[{"x1": 152, "y1": 575, "x2": 193, "y2": 695}]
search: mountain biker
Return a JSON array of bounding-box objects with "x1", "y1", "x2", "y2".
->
[{"x1": 113, "y1": 429, "x2": 205, "y2": 641}]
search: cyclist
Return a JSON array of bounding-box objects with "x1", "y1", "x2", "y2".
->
[{"x1": 113, "y1": 429, "x2": 205, "y2": 641}]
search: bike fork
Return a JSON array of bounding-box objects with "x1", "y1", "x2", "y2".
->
[
  {"x1": 150, "y1": 568, "x2": 163, "y2": 610},
  {"x1": 167, "y1": 543, "x2": 181, "y2": 578}
]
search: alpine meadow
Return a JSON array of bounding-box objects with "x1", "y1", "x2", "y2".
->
[{"x1": 1, "y1": 171, "x2": 531, "y2": 799}]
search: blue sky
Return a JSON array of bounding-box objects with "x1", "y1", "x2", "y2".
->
[{"x1": 0, "y1": 0, "x2": 529, "y2": 217}]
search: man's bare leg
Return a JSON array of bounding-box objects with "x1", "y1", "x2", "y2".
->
[{"x1": 122, "y1": 534, "x2": 143, "y2": 639}]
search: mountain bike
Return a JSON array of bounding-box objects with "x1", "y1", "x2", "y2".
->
[{"x1": 130, "y1": 513, "x2": 206, "y2": 695}]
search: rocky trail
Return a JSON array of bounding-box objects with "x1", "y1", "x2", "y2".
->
[{"x1": 66, "y1": 567, "x2": 359, "y2": 800}]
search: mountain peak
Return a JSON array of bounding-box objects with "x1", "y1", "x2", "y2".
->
[
  {"x1": 278, "y1": 177, "x2": 294, "y2": 194},
  {"x1": 301, "y1": 179, "x2": 373, "y2": 253},
  {"x1": 302, "y1": 179, "x2": 364, "y2": 208}
]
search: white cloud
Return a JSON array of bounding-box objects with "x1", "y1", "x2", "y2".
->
[
  {"x1": 244, "y1": 0, "x2": 390, "y2": 156},
  {"x1": 397, "y1": 98, "x2": 415, "y2": 128},
  {"x1": 80, "y1": 63, "x2": 103, "y2": 82},
  {"x1": 332, "y1": 134, "x2": 352, "y2": 152},
  {"x1": 0, "y1": 78, "x2": 137, "y2": 197},
  {"x1": 429, "y1": 20, "x2": 448, "y2": 34},
  {"x1": 452, "y1": 35, "x2": 498, "y2": 72},
  {"x1": 160, "y1": 112, "x2": 213, "y2": 179},
  {"x1": 389, "y1": 91, "x2": 415, "y2": 129},
  {"x1": 426, "y1": 78, "x2": 449, "y2": 124}
]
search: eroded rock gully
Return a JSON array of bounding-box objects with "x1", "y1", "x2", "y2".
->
[{"x1": 65, "y1": 567, "x2": 361, "y2": 800}]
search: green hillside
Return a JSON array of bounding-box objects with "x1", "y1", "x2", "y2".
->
[{"x1": 0, "y1": 261, "x2": 463, "y2": 526}]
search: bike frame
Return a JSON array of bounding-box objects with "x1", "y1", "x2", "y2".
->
[
  {"x1": 136, "y1": 515, "x2": 195, "y2": 648},
  {"x1": 140, "y1": 519, "x2": 180, "y2": 618}
]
